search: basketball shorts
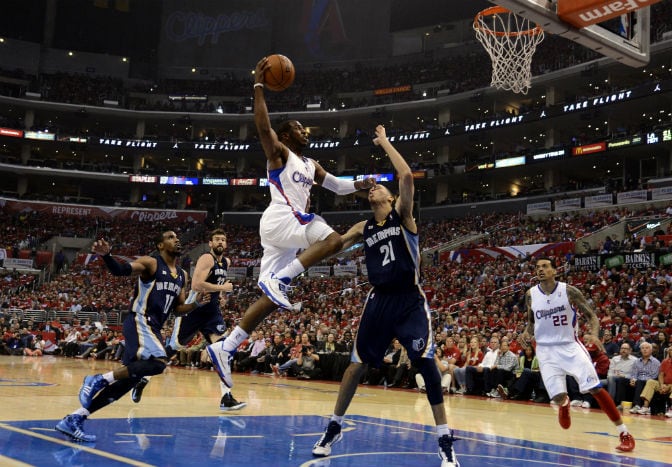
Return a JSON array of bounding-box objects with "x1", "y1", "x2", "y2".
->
[
  {"x1": 171, "y1": 304, "x2": 226, "y2": 346},
  {"x1": 258, "y1": 204, "x2": 334, "y2": 281},
  {"x1": 122, "y1": 312, "x2": 167, "y2": 366},
  {"x1": 536, "y1": 341, "x2": 601, "y2": 399},
  {"x1": 351, "y1": 286, "x2": 434, "y2": 366}
]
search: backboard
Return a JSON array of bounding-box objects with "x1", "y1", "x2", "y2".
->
[{"x1": 490, "y1": 0, "x2": 651, "y2": 67}]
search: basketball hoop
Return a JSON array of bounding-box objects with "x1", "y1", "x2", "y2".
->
[{"x1": 474, "y1": 6, "x2": 544, "y2": 95}]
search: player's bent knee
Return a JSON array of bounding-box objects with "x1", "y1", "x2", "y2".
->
[{"x1": 126, "y1": 358, "x2": 167, "y2": 379}]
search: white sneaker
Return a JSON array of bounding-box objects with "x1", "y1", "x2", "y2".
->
[
  {"x1": 629, "y1": 405, "x2": 641, "y2": 414},
  {"x1": 636, "y1": 406, "x2": 651, "y2": 415},
  {"x1": 438, "y1": 432, "x2": 460, "y2": 467},
  {"x1": 581, "y1": 401, "x2": 591, "y2": 409},
  {"x1": 665, "y1": 409, "x2": 672, "y2": 418},
  {"x1": 259, "y1": 273, "x2": 293, "y2": 309},
  {"x1": 206, "y1": 342, "x2": 234, "y2": 388},
  {"x1": 312, "y1": 421, "x2": 342, "y2": 457},
  {"x1": 570, "y1": 400, "x2": 583, "y2": 407}
]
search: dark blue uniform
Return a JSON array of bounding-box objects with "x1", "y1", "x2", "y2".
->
[
  {"x1": 172, "y1": 253, "x2": 228, "y2": 346},
  {"x1": 353, "y1": 209, "x2": 434, "y2": 366},
  {"x1": 123, "y1": 255, "x2": 186, "y2": 365}
]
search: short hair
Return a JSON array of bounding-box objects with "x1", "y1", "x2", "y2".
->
[
  {"x1": 535, "y1": 256, "x2": 556, "y2": 268},
  {"x1": 209, "y1": 228, "x2": 226, "y2": 240},
  {"x1": 276, "y1": 120, "x2": 295, "y2": 138},
  {"x1": 153, "y1": 230, "x2": 171, "y2": 249}
]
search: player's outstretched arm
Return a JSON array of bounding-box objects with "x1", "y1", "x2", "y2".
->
[
  {"x1": 93, "y1": 238, "x2": 153, "y2": 278},
  {"x1": 373, "y1": 125, "x2": 415, "y2": 228},
  {"x1": 341, "y1": 220, "x2": 366, "y2": 250},
  {"x1": 313, "y1": 160, "x2": 376, "y2": 195},
  {"x1": 253, "y1": 57, "x2": 285, "y2": 168}
]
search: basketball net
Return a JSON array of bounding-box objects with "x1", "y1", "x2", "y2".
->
[{"x1": 474, "y1": 6, "x2": 544, "y2": 95}]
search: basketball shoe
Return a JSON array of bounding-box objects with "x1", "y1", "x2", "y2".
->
[
  {"x1": 259, "y1": 273, "x2": 293, "y2": 309},
  {"x1": 131, "y1": 377, "x2": 149, "y2": 403},
  {"x1": 207, "y1": 342, "x2": 234, "y2": 388},
  {"x1": 558, "y1": 397, "x2": 571, "y2": 429},
  {"x1": 438, "y1": 432, "x2": 460, "y2": 467},
  {"x1": 220, "y1": 393, "x2": 247, "y2": 411},
  {"x1": 312, "y1": 421, "x2": 343, "y2": 457},
  {"x1": 55, "y1": 414, "x2": 96, "y2": 443},
  {"x1": 615, "y1": 432, "x2": 635, "y2": 452},
  {"x1": 79, "y1": 374, "x2": 108, "y2": 409}
]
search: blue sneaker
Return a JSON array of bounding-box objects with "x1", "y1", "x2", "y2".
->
[
  {"x1": 207, "y1": 342, "x2": 234, "y2": 388},
  {"x1": 55, "y1": 414, "x2": 96, "y2": 443},
  {"x1": 259, "y1": 273, "x2": 293, "y2": 309},
  {"x1": 79, "y1": 374, "x2": 108, "y2": 409}
]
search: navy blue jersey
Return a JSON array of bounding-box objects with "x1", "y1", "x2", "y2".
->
[
  {"x1": 204, "y1": 253, "x2": 229, "y2": 308},
  {"x1": 363, "y1": 209, "x2": 420, "y2": 291},
  {"x1": 130, "y1": 254, "x2": 186, "y2": 333}
]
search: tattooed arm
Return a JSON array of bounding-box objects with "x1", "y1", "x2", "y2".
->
[
  {"x1": 521, "y1": 290, "x2": 535, "y2": 344},
  {"x1": 567, "y1": 284, "x2": 600, "y2": 338}
]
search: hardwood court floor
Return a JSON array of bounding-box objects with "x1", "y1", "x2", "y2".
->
[{"x1": 0, "y1": 355, "x2": 670, "y2": 467}]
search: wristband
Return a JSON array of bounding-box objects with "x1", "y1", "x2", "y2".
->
[
  {"x1": 102, "y1": 253, "x2": 132, "y2": 276},
  {"x1": 254, "y1": 83, "x2": 264, "y2": 89}
]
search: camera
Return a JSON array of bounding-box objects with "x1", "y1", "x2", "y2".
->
[{"x1": 302, "y1": 345, "x2": 311, "y2": 355}]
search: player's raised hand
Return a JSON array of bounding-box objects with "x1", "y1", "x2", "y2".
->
[
  {"x1": 91, "y1": 239, "x2": 111, "y2": 255},
  {"x1": 372, "y1": 124, "x2": 387, "y2": 145},
  {"x1": 355, "y1": 177, "x2": 376, "y2": 191}
]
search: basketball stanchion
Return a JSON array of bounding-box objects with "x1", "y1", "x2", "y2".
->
[{"x1": 473, "y1": 6, "x2": 544, "y2": 95}]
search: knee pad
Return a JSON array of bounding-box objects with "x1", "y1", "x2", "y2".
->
[
  {"x1": 126, "y1": 358, "x2": 166, "y2": 379},
  {"x1": 414, "y1": 357, "x2": 443, "y2": 405}
]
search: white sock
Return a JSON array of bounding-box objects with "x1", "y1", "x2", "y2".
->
[
  {"x1": 436, "y1": 424, "x2": 451, "y2": 437},
  {"x1": 616, "y1": 424, "x2": 628, "y2": 434},
  {"x1": 102, "y1": 371, "x2": 115, "y2": 384},
  {"x1": 220, "y1": 382, "x2": 230, "y2": 397},
  {"x1": 275, "y1": 259, "x2": 305, "y2": 281},
  {"x1": 74, "y1": 408, "x2": 90, "y2": 417},
  {"x1": 222, "y1": 326, "x2": 248, "y2": 353},
  {"x1": 330, "y1": 414, "x2": 344, "y2": 425}
]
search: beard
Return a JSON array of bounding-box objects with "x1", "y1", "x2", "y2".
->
[
  {"x1": 213, "y1": 246, "x2": 225, "y2": 256},
  {"x1": 167, "y1": 248, "x2": 182, "y2": 258}
]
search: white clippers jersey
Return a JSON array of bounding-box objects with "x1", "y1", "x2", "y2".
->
[
  {"x1": 267, "y1": 149, "x2": 315, "y2": 218},
  {"x1": 530, "y1": 281, "x2": 578, "y2": 346}
]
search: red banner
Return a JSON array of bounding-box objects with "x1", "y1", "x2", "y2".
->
[{"x1": 0, "y1": 197, "x2": 206, "y2": 223}]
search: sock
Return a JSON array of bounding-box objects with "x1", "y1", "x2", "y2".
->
[
  {"x1": 592, "y1": 387, "x2": 621, "y2": 423},
  {"x1": 330, "y1": 414, "x2": 344, "y2": 425},
  {"x1": 74, "y1": 408, "x2": 90, "y2": 417},
  {"x1": 102, "y1": 371, "x2": 115, "y2": 384},
  {"x1": 275, "y1": 259, "x2": 305, "y2": 281},
  {"x1": 222, "y1": 326, "x2": 248, "y2": 353},
  {"x1": 436, "y1": 424, "x2": 451, "y2": 437},
  {"x1": 616, "y1": 423, "x2": 628, "y2": 434},
  {"x1": 561, "y1": 395, "x2": 570, "y2": 406},
  {"x1": 220, "y1": 382, "x2": 230, "y2": 397}
]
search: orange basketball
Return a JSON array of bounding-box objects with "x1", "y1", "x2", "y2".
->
[{"x1": 263, "y1": 54, "x2": 295, "y2": 92}]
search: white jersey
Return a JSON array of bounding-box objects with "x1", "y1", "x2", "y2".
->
[
  {"x1": 267, "y1": 149, "x2": 315, "y2": 220},
  {"x1": 530, "y1": 281, "x2": 578, "y2": 346}
]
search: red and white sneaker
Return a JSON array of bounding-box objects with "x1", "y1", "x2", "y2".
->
[{"x1": 615, "y1": 432, "x2": 635, "y2": 452}]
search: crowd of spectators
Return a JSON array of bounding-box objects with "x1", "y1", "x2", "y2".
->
[{"x1": 2, "y1": 201, "x2": 672, "y2": 416}]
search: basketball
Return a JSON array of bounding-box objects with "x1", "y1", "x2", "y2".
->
[{"x1": 263, "y1": 54, "x2": 295, "y2": 92}]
